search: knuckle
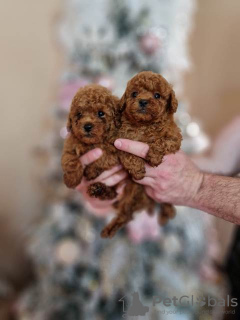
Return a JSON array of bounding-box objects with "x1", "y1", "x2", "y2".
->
[
  {"x1": 160, "y1": 182, "x2": 167, "y2": 191},
  {"x1": 158, "y1": 169, "x2": 170, "y2": 180},
  {"x1": 161, "y1": 186, "x2": 167, "y2": 192}
]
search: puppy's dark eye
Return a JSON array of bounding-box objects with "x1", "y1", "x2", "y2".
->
[
  {"x1": 131, "y1": 92, "x2": 138, "y2": 98},
  {"x1": 98, "y1": 111, "x2": 105, "y2": 118},
  {"x1": 154, "y1": 93, "x2": 161, "y2": 99},
  {"x1": 76, "y1": 112, "x2": 82, "y2": 119}
]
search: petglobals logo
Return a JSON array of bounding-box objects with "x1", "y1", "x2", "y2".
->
[
  {"x1": 119, "y1": 291, "x2": 238, "y2": 318},
  {"x1": 153, "y1": 294, "x2": 238, "y2": 308}
]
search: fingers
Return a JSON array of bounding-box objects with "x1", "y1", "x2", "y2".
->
[
  {"x1": 114, "y1": 139, "x2": 149, "y2": 159},
  {"x1": 133, "y1": 176, "x2": 155, "y2": 186},
  {"x1": 116, "y1": 182, "x2": 126, "y2": 195},
  {"x1": 76, "y1": 165, "x2": 123, "y2": 192},
  {"x1": 145, "y1": 186, "x2": 155, "y2": 199},
  {"x1": 80, "y1": 148, "x2": 102, "y2": 167},
  {"x1": 94, "y1": 165, "x2": 122, "y2": 182},
  {"x1": 75, "y1": 179, "x2": 87, "y2": 192},
  {"x1": 102, "y1": 170, "x2": 128, "y2": 187}
]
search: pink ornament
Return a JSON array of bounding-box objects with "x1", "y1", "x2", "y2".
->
[
  {"x1": 127, "y1": 210, "x2": 161, "y2": 244},
  {"x1": 58, "y1": 79, "x2": 89, "y2": 111},
  {"x1": 94, "y1": 75, "x2": 115, "y2": 90},
  {"x1": 55, "y1": 239, "x2": 80, "y2": 265},
  {"x1": 140, "y1": 32, "x2": 161, "y2": 55},
  {"x1": 60, "y1": 126, "x2": 68, "y2": 139}
]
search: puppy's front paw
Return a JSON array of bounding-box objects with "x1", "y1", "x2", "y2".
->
[
  {"x1": 130, "y1": 168, "x2": 145, "y2": 180},
  {"x1": 87, "y1": 182, "x2": 117, "y2": 200},
  {"x1": 63, "y1": 171, "x2": 82, "y2": 189},
  {"x1": 84, "y1": 165, "x2": 103, "y2": 181},
  {"x1": 146, "y1": 149, "x2": 164, "y2": 167},
  {"x1": 101, "y1": 223, "x2": 120, "y2": 239}
]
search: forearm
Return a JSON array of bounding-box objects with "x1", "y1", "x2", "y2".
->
[{"x1": 188, "y1": 173, "x2": 240, "y2": 224}]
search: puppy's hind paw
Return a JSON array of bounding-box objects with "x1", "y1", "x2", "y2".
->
[
  {"x1": 158, "y1": 203, "x2": 176, "y2": 226},
  {"x1": 101, "y1": 225, "x2": 118, "y2": 239},
  {"x1": 101, "y1": 216, "x2": 131, "y2": 238},
  {"x1": 101, "y1": 221, "x2": 122, "y2": 238},
  {"x1": 87, "y1": 182, "x2": 117, "y2": 200}
]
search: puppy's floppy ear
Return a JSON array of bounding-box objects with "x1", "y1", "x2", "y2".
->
[
  {"x1": 66, "y1": 115, "x2": 72, "y2": 132},
  {"x1": 166, "y1": 89, "x2": 178, "y2": 114},
  {"x1": 119, "y1": 92, "x2": 127, "y2": 114},
  {"x1": 113, "y1": 96, "x2": 121, "y2": 128},
  {"x1": 113, "y1": 92, "x2": 127, "y2": 128},
  {"x1": 109, "y1": 95, "x2": 121, "y2": 129}
]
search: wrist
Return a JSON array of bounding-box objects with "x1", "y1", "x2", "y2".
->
[
  {"x1": 188, "y1": 172, "x2": 213, "y2": 210},
  {"x1": 186, "y1": 170, "x2": 205, "y2": 208}
]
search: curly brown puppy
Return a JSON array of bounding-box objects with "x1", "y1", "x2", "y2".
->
[
  {"x1": 101, "y1": 71, "x2": 182, "y2": 236},
  {"x1": 120, "y1": 71, "x2": 182, "y2": 220},
  {"x1": 61, "y1": 84, "x2": 119, "y2": 199}
]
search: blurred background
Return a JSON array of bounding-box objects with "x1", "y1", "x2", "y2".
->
[{"x1": 0, "y1": 0, "x2": 239, "y2": 319}]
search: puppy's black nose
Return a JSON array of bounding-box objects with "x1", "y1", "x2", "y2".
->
[
  {"x1": 139, "y1": 99, "x2": 148, "y2": 108},
  {"x1": 84, "y1": 123, "x2": 93, "y2": 132}
]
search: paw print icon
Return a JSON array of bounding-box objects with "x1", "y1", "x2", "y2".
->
[{"x1": 196, "y1": 295, "x2": 206, "y2": 307}]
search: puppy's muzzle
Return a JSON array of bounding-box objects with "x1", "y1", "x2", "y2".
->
[
  {"x1": 138, "y1": 99, "x2": 148, "y2": 112},
  {"x1": 84, "y1": 123, "x2": 93, "y2": 133},
  {"x1": 139, "y1": 99, "x2": 148, "y2": 108}
]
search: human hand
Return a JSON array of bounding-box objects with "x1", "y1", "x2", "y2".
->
[
  {"x1": 114, "y1": 139, "x2": 203, "y2": 206},
  {"x1": 76, "y1": 148, "x2": 127, "y2": 216}
]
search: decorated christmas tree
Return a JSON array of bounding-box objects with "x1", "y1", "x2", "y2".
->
[{"x1": 17, "y1": 1, "x2": 221, "y2": 319}]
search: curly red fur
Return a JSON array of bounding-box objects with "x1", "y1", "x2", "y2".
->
[
  {"x1": 101, "y1": 71, "x2": 182, "y2": 236},
  {"x1": 62, "y1": 74, "x2": 182, "y2": 239},
  {"x1": 61, "y1": 85, "x2": 119, "y2": 198}
]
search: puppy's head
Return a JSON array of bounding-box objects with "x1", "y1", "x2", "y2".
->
[
  {"x1": 67, "y1": 85, "x2": 118, "y2": 144},
  {"x1": 119, "y1": 71, "x2": 178, "y2": 124}
]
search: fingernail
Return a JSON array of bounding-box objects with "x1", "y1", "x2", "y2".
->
[
  {"x1": 114, "y1": 140, "x2": 122, "y2": 148},
  {"x1": 94, "y1": 148, "x2": 102, "y2": 157}
]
